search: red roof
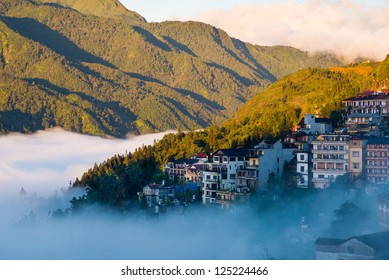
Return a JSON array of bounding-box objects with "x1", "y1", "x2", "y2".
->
[{"x1": 343, "y1": 90, "x2": 389, "y2": 102}]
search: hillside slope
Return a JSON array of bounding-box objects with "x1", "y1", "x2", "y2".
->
[{"x1": 0, "y1": 0, "x2": 342, "y2": 137}]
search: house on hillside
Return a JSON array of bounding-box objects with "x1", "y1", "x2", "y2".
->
[
  {"x1": 342, "y1": 90, "x2": 389, "y2": 116},
  {"x1": 315, "y1": 231, "x2": 389, "y2": 259},
  {"x1": 165, "y1": 158, "x2": 204, "y2": 183},
  {"x1": 296, "y1": 114, "x2": 333, "y2": 135},
  {"x1": 201, "y1": 148, "x2": 251, "y2": 205},
  {"x1": 345, "y1": 113, "x2": 384, "y2": 137},
  {"x1": 286, "y1": 131, "x2": 313, "y2": 188},
  {"x1": 141, "y1": 183, "x2": 160, "y2": 207}
]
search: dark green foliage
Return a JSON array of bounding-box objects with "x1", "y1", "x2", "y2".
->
[{"x1": 71, "y1": 149, "x2": 159, "y2": 210}]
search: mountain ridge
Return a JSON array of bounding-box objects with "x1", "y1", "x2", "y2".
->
[{"x1": 0, "y1": 0, "x2": 343, "y2": 137}]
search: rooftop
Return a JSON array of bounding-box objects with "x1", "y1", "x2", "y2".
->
[{"x1": 366, "y1": 137, "x2": 389, "y2": 145}]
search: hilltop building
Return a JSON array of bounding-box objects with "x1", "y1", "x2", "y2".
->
[
  {"x1": 342, "y1": 90, "x2": 389, "y2": 116},
  {"x1": 342, "y1": 90, "x2": 389, "y2": 136}
]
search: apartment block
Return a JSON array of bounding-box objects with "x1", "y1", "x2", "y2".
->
[{"x1": 311, "y1": 134, "x2": 350, "y2": 189}]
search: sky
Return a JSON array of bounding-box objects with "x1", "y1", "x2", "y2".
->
[{"x1": 121, "y1": 0, "x2": 389, "y2": 61}]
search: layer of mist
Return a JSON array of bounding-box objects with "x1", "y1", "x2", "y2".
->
[
  {"x1": 0, "y1": 185, "x2": 383, "y2": 260},
  {"x1": 0, "y1": 128, "x2": 169, "y2": 197}
]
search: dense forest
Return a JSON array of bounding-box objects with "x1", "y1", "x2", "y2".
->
[{"x1": 0, "y1": 0, "x2": 342, "y2": 137}]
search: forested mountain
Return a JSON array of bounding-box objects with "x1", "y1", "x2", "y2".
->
[
  {"x1": 73, "y1": 56, "x2": 389, "y2": 209},
  {"x1": 0, "y1": 0, "x2": 342, "y2": 137}
]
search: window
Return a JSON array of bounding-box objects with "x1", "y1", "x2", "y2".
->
[
  {"x1": 230, "y1": 157, "x2": 236, "y2": 162},
  {"x1": 230, "y1": 174, "x2": 236, "y2": 179},
  {"x1": 299, "y1": 154, "x2": 305, "y2": 161},
  {"x1": 223, "y1": 156, "x2": 228, "y2": 163},
  {"x1": 213, "y1": 156, "x2": 219, "y2": 163},
  {"x1": 318, "y1": 175, "x2": 325, "y2": 179},
  {"x1": 300, "y1": 166, "x2": 305, "y2": 172},
  {"x1": 352, "y1": 162, "x2": 359, "y2": 169},
  {"x1": 352, "y1": 151, "x2": 360, "y2": 157}
]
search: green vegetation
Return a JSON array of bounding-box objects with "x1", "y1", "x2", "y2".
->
[
  {"x1": 71, "y1": 149, "x2": 160, "y2": 211},
  {"x1": 40, "y1": 0, "x2": 146, "y2": 22},
  {"x1": 71, "y1": 56, "x2": 389, "y2": 208},
  {"x1": 0, "y1": 0, "x2": 342, "y2": 137}
]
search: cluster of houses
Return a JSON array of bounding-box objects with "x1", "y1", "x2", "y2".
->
[{"x1": 139, "y1": 90, "x2": 389, "y2": 210}]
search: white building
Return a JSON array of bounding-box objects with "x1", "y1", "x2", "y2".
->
[
  {"x1": 201, "y1": 149, "x2": 250, "y2": 204},
  {"x1": 298, "y1": 114, "x2": 333, "y2": 134},
  {"x1": 296, "y1": 142, "x2": 310, "y2": 188},
  {"x1": 311, "y1": 134, "x2": 350, "y2": 189}
]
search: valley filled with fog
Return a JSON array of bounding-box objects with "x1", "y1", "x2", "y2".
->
[{"x1": 0, "y1": 128, "x2": 384, "y2": 260}]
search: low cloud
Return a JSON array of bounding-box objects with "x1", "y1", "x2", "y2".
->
[
  {"x1": 0, "y1": 128, "x2": 170, "y2": 197},
  {"x1": 188, "y1": 0, "x2": 389, "y2": 61}
]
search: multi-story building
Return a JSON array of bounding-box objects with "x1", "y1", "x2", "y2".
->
[
  {"x1": 285, "y1": 131, "x2": 313, "y2": 188},
  {"x1": 236, "y1": 149, "x2": 259, "y2": 192},
  {"x1": 201, "y1": 149, "x2": 250, "y2": 204},
  {"x1": 342, "y1": 90, "x2": 389, "y2": 116},
  {"x1": 165, "y1": 158, "x2": 203, "y2": 182},
  {"x1": 366, "y1": 137, "x2": 389, "y2": 184},
  {"x1": 296, "y1": 142, "x2": 311, "y2": 188},
  {"x1": 311, "y1": 134, "x2": 350, "y2": 189},
  {"x1": 255, "y1": 140, "x2": 296, "y2": 188},
  {"x1": 348, "y1": 137, "x2": 367, "y2": 179},
  {"x1": 345, "y1": 113, "x2": 383, "y2": 137}
]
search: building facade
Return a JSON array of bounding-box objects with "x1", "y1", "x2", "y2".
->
[
  {"x1": 255, "y1": 140, "x2": 296, "y2": 188},
  {"x1": 366, "y1": 138, "x2": 389, "y2": 184},
  {"x1": 345, "y1": 113, "x2": 383, "y2": 137},
  {"x1": 311, "y1": 134, "x2": 350, "y2": 189},
  {"x1": 348, "y1": 137, "x2": 366, "y2": 179},
  {"x1": 201, "y1": 149, "x2": 250, "y2": 204},
  {"x1": 342, "y1": 90, "x2": 389, "y2": 116},
  {"x1": 297, "y1": 114, "x2": 333, "y2": 134}
]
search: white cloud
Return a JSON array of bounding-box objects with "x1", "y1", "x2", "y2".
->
[
  {"x1": 0, "y1": 128, "x2": 170, "y2": 197},
  {"x1": 188, "y1": 0, "x2": 389, "y2": 61}
]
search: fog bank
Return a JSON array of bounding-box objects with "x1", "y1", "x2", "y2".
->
[{"x1": 0, "y1": 128, "x2": 170, "y2": 197}]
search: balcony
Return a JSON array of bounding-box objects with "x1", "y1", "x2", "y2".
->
[
  {"x1": 312, "y1": 158, "x2": 347, "y2": 163},
  {"x1": 312, "y1": 168, "x2": 348, "y2": 174}
]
